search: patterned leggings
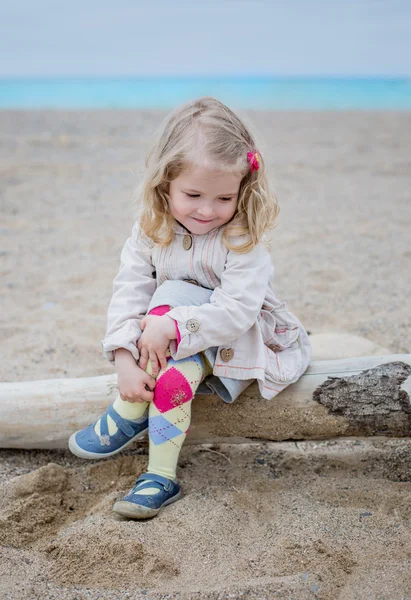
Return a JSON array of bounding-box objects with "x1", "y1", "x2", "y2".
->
[{"x1": 114, "y1": 305, "x2": 212, "y2": 481}]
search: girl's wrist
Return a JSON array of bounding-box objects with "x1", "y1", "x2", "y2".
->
[
  {"x1": 147, "y1": 305, "x2": 178, "y2": 340},
  {"x1": 114, "y1": 348, "x2": 136, "y2": 367},
  {"x1": 163, "y1": 314, "x2": 178, "y2": 340}
]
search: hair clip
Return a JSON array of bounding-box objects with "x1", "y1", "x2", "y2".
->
[{"x1": 247, "y1": 151, "x2": 260, "y2": 173}]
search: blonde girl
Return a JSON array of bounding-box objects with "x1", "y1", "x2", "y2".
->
[{"x1": 69, "y1": 97, "x2": 311, "y2": 519}]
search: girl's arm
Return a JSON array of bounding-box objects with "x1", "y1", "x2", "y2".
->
[
  {"x1": 166, "y1": 239, "x2": 273, "y2": 360},
  {"x1": 101, "y1": 221, "x2": 157, "y2": 365}
]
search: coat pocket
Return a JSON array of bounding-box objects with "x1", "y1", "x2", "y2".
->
[
  {"x1": 258, "y1": 303, "x2": 300, "y2": 351},
  {"x1": 258, "y1": 303, "x2": 304, "y2": 384}
]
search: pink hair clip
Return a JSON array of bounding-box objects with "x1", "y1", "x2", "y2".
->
[{"x1": 247, "y1": 151, "x2": 260, "y2": 173}]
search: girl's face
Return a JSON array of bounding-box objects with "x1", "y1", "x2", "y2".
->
[{"x1": 168, "y1": 164, "x2": 242, "y2": 235}]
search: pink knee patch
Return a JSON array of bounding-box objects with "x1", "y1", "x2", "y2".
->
[
  {"x1": 148, "y1": 305, "x2": 172, "y2": 316},
  {"x1": 154, "y1": 367, "x2": 193, "y2": 413}
]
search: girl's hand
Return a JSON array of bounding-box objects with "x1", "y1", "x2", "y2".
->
[
  {"x1": 115, "y1": 355, "x2": 156, "y2": 403},
  {"x1": 137, "y1": 314, "x2": 177, "y2": 377}
]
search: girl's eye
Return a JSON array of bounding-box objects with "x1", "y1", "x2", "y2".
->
[{"x1": 185, "y1": 193, "x2": 233, "y2": 201}]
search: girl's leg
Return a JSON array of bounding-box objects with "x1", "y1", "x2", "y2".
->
[
  {"x1": 130, "y1": 320, "x2": 207, "y2": 496},
  {"x1": 112, "y1": 299, "x2": 212, "y2": 516},
  {"x1": 147, "y1": 352, "x2": 205, "y2": 479},
  {"x1": 113, "y1": 351, "x2": 207, "y2": 513}
]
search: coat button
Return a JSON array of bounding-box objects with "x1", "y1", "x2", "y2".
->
[
  {"x1": 183, "y1": 235, "x2": 192, "y2": 250},
  {"x1": 186, "y1": 318, "x2": 200, "y2": 333},
  {"x1": 220, "y1": 348, "x2": 234, "y2": 362}
]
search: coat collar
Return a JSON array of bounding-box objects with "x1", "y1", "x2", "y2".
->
[
  {"x1": 171, "y1": 218, "x2": 227, "y2": 238},
  {"x1": 172, "y1": 219, "x2": 192, "y2": 235}
]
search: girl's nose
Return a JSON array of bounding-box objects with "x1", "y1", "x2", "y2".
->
[{"x1": 197, "y1": 204, "x2": 214, "y2": 218}]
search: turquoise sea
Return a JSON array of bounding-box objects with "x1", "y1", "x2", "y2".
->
[{"x1": 0, "y1": 76, "x2": 410, "y2": 110}]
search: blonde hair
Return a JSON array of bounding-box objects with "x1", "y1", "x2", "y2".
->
[{"x1": 137, "y1": 96, "x2": 279, "y2": 253}]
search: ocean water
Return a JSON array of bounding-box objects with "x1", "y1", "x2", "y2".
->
[{"x1": 0, "y1": 76, "x2": 410, "y2": 110}]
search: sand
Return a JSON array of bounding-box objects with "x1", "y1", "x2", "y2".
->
[{"x1": 0, "y1": 110, "x2": 410, "y2": 599}]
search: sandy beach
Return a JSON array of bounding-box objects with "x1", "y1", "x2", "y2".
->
[{"x1": 1, "y1": 110, "x2": 410, "y2": 599}]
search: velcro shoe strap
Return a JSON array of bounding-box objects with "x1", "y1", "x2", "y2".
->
[
  {"x1": 100, "y1": 413, "x2": 109, "y2": 437},
  {"x1": 136, "y1": 472, "x2": 175, "y2": 492},
  {"x1": 132, "y1": 480, "x2": 163, "y2": 494},
  {"x1": 107, "y1": 405, "x2": 138, "y2": 438}
]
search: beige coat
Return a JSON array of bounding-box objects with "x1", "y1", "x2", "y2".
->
[{"x1": 101, "y1": 219, "x2": 312, "y2": 400}]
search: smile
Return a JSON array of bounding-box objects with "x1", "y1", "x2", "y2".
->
[{"x1": 191, "y1": 217, "x2": 214, "y2": 223}]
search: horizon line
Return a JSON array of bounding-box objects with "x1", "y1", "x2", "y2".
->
[{"x1": 0, "y1": 74, "x2": 410, "y2": 81}]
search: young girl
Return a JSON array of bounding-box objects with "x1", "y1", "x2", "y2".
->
[{"x1": 69, "y1": 96, "x2": 312, "y2": 519}]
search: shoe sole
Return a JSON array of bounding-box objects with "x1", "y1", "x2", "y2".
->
[
  {"x1": 68, "y1": 427, "x2": 148, "y2": 460},
  {"x1": 112, "y1": 491, "x2": 182, "y2": 519}
]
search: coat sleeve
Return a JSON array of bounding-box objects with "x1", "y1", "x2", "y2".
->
[
  {"x1": 166, "y1": 240, "x2": 274, "y2": 360},
  {"x1": 101, "y1": 221, "x2": 157, "y2": 365}
]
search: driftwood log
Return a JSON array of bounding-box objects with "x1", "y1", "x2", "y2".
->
[{"x1": 1, "y1": 354, "x2": 410, "y2": 449}]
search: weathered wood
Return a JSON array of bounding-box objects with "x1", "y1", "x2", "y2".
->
[
  {"x1": 313, "y1": 361, "x2": 411, "y2": 436},
  {"x1": 0, "y1": 355, "x2": 410, "y2": 449}
]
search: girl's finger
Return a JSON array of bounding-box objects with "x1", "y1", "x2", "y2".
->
[
  {"x1": 143, "y1": 373, "x2": 156, "y2": 390},
  {"x1": 140, "y1": 385, "x2": 154, "y2": 402},
  {"x1": 139, "y1": 347, "x2": 149, "y2": 370},
  {"x1": 149, "y1": 350, "x2": 159, "y2": 377},
  {"x1": 158, "y1": 352, "x2": 168, "y2": 372}
]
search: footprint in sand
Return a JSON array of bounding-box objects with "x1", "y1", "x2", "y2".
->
[{"x1": 0, "y1": 460, "x2": 180, "y2": 587}]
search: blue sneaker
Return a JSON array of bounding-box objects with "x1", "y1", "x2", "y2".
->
[
  {"x1": 68, "y1": 404, "x2": 148, "y2": 459},
  {"x1": 113, "y1": 472, "x2": 181, "y2": 519}
]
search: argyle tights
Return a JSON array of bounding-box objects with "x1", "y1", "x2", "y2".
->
[{"x1": 109, "y1": 306, "x2": 210, "y2": 485}]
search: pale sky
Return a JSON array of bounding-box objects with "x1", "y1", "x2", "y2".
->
[{"x1": 0, "y1": 0, "x2": 410, "y2": 77}]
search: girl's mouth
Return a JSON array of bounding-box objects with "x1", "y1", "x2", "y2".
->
[{"x1": 192, "y1": 217, "x2": 214, "y2": 223}]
